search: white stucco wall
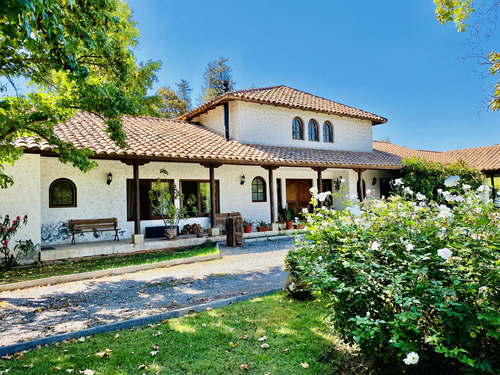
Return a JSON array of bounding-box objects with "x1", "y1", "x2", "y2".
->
[
  {"x1": 0, "y1": 154, "x2": 41, "y2": 257},
  {"x1": 37, "y1": 156, "x2": 395, "y2": 245},
  {"x1": 193, "y1": 101, "x2": 373, "y2": 152}
]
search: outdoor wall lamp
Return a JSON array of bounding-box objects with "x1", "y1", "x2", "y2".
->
[
  {"x1": 334, "y1": 176, "x2": 343, "y2": 191},
  {"x1": 372, "y1": 177, "x2": 377, "y2": 186},
  {"x1": 107, "y1": 172, "x2": 113, "y2": 185},
  {"x1": 240, "y1": 175, "x2": 246, "y2": 185}
]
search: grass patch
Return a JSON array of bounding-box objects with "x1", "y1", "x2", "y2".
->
[
  {"x1": 0, "y1": 244, "x2": 218, "y2": 285},
  {"x1": 0, "y1": 293, "x2": 365, "y2": 374}
]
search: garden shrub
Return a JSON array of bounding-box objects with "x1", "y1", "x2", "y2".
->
[
  {"x1": 286, "y1": 181, "x2": 500, "y2": 374},
  {"x1": 399, "y1": 158, "x2": 484, "y2": 201},
  {"x1": 0, "y1": 215, "x2": 33, "y2": 270}
]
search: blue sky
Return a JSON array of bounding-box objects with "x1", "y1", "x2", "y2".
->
[{"x1": 127, "y1": 0, "x2": 499, "y2": 151}]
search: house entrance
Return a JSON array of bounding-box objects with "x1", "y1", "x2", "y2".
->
[{"x1": 286, "y1": 179, "x2": 312, "y2": 216}]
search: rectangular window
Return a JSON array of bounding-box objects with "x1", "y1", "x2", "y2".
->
[
  {"x1": 126, "y1": 179, "x2": 173, "y2": 221},
  {"x1": 180, "y1": 180, "x2": 220, "y2": 216}
]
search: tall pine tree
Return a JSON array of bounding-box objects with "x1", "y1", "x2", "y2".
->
[
  {"x1": 199, "y1": 57, "x2": 234, "y2": 103},
  {"x1": 176, "y1": 79, "x2": 192, "y2": 112}
]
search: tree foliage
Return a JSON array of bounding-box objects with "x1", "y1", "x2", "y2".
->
[
  {"x1": 398, "y1": 157, "x2": 484, "y2": 201},
  {"x1": 0, "y1": 0, "x2": 161, "y2": 188},
  {"x1": 434, "y1": 0, "x2": 500, "y2": 110},
  {"x1": 199, "y1": 57, "x2": 234, "y2": 103},
  {"x1": 154, "y1": 80, "x2": 192, "y2": 118}
]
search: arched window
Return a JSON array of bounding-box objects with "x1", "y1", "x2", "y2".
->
[
  {"x1": 49, "y1": 178, "x2": 77, "y2": 207},
  {"x1": 252, "y1": 177, "x2": 266, "y2": 202},
  {"x1": 323, "y1": 121, "x2": 333, "y2": 142},
  {"x1": 308, "y1": 120, "x2": 318, "y2": 141},
  {"x1": 292, "y1": 117, "x2": 303, "y2": 140}
]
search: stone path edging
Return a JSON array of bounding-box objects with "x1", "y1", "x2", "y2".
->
[
  {"x1": 0, "y1": 248, "x2": 222, "y2": 292},
  {"x1": 0, "y1": 287, "x2": 282, "y2": 356}
]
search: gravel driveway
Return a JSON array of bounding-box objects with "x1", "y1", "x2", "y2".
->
[{"x1": 0, "y1": 237, "x2": 294, "y2": 347}]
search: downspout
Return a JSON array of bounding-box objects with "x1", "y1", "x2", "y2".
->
[{"x1": 223, "y1": 80, "x2": 230, "y2": 140}]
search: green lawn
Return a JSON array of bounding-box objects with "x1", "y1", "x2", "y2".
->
[
  {"x1": 0, "y1": 244, "x2": 218, "y2": 285},
  {"x1": 0, "y1": 293, "x2": 365, "y2": 374}
]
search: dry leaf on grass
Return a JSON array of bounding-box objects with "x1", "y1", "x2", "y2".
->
[
  {"x1": 283, "y1": 348, "x2": 290, "y2": 354},
  {"x1": 300, "y1": 362, "x2": 309, "y2": 369},
  {"x1": 258, "y1": 336, "x2": 267, "y2": 342},
  {"x1": 242, "y1": 335, "x2": 248, "y2": 340},
  {"x1": 239, "y1": 364, "x2": 250, "y2": 370},
  {"x1": 229, "y1": 342, "x2": 239, "y2": 347},
  {"x1": 138, "y1": 364, "x2": 147, "y2": 370},
  {"x1": 260, "y1": 343, "x2": 270, "y2": 349}
]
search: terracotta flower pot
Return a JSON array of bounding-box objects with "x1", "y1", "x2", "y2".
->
[
  {"x1": 243, "y1": 225, "x2": 252, "y2": 233},
  {"x1": 285, "y1": 221, "x2": 293, "y2": 230}
]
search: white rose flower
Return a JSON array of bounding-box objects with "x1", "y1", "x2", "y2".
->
[
  {"x1": 406, "y1": 243, "x2": 414, "y2": 251},
  {"x1": 437, "y1": 247, "x2": 452, "y2": 260},
  {"x1": 309, "y1": 187, "x2": 318, "y2": 195},
  {"x1": 393, "y1": 178, "x2": 403, "y2": 186},
  {"x1": 444, "y1": 175, "x2": 460, "y2": 187},
  {"x1": 346, "y1": 204, "x2": 362, "y2": 217},
  {"x1": 462, "y1": 184, "x2": 471, "y2": 191},
  {"x1": 371, "y1": 241, "x2": 381, "y2": 250},
  {"x1": 403, "y1": 352, "x2": 419, "y2": 365},
  {"x1": 318, "y1": 192, "x2": 331, "y2": 202},
  {"x1": 416, "y1": 192, "x2": 426, "y2": 201},
  {"x1": 404, "y1": 187, "x2": 413, "y2": 195}
]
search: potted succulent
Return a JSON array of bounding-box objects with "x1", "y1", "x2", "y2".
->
[
  {"x1": 243, "y1": 219, "x2": 252, "y2": 233},
  {"x1": 257, "y1": 220, "x2": 269, "y2": 232},
  {"x1": 149, "y1": 169, "x2": 197, "y2": 239}
]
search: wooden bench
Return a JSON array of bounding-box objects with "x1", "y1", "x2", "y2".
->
[{"x1": 68, "y1": 218, "x2": 120, "y2": 245}]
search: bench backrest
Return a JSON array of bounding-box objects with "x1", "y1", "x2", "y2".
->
[{"x1": 69, "y1": 218, "x2": 118, "y2": 229}]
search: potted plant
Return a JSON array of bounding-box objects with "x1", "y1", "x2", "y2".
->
[
  {"x1": 284, "y1": 209, "x2": 293, "y2": 230},
  {"x1": 243, "y1": 219, "x2": 252, "y2": 233},
  {"x1": 293, "y1": 217, "x2": 304, "y2": 230},
  {"x1": 257, "y1": 220, "x2": 269, "y2": 232},
  {"x1": 149, "y1": 169, "x2": 197, "y2": 239}
]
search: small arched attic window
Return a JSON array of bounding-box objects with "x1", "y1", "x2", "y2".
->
[
  {"x1": 323, "y1": 121, "x2": 333, "y2": 143},
  {"x1": 308, "y1": 119, "x2": 318, "y2": 141},
  {"x1": 292, "y1": 117, "x2": 304, "y2": 140},
  {"x1": 49, "y1": 178, "x2": 77, "y2": 208}
]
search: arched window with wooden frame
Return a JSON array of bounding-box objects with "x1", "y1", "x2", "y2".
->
[
  {"x1": 252, "y1": 177, "x2": 266, "y2": 202},
  {"x1": 323, "y1": 121, "x2": 333, "y2": 143},
  {"x1": 292, "y1": 117, "x2": 303, "y2": 140},
  {"x1": 49, "y1": 178, "x2": 77, "y2": 208},
  {"x1": 308, "y1": 119, "x2": 319, "y2": 141}
]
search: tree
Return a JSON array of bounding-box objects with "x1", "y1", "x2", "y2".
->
[
  {"x1": 154, "y1": 85, "x2": 188, "y2": 119},
  {"x1": 199, "y1": 57, "x2": 235, "y2": 103},
  {"x1": 0, "y1": 0, "x2": 161, "y2": 188},
  {"x1": 434, "y1": 0, "x2": 500, "y2": 110},
  {"x1": 176, "y1": 79, "x2": 192, "y2": 112}
]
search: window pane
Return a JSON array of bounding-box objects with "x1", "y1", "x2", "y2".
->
[
  {"x1": 181, "y1": 181, "x2": 198, "y2": 216},
  {"x1": 199, "y1": 182, "x2": 211, "y2": 214},
  {"x1": 150, "y1": 181, "x2": 171, "y2": 216},
  {"x1": 50, "y1": 180, "x2": 76, "y2": 207}
]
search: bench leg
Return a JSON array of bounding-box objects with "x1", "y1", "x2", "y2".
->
[
  {"x1": 115, "y1": 230, "x2": 119, "y2": 241},
  {"x1": 71, "y1": 233, "x2": 76, "y2": 245}
]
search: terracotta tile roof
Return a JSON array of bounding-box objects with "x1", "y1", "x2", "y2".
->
[
  {"x1": 15, "y1": 111, "x2": 401, "y2": 169},
  {"x1": 373, "y1": 141, "x2": 500, "y2": 173},
  {"x1": 178, "y1": 85, "x2": 387, "y2": 125},
  {"x1": 373, "y1": 141, "x2": 456, "y2": 164},
  {"x1": 444, "y1": 145, "x2": 500, "y2": 172}
]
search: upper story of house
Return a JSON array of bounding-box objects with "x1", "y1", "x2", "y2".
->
[{"x1": 179, "y1": 85, "x2": 387, "y2": 153}]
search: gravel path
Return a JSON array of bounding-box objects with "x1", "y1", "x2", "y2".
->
[{"x1": 0, "y1": 237, "x2": 294, "y2": 347}]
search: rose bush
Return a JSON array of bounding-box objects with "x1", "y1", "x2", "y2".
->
[
  {"x1": 286, "y1": 181, "x2": 499, "y2": 374},
  {"x1": 0, "y1": 215, "x2": 33, "y2": 270}
]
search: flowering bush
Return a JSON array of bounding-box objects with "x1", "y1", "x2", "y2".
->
[
  {"x1": 0, "y1": 215, "x2": 33, "y2": 270},
  {"x1": 286, "y1": 181, "x2": 500, "y2": 374}
]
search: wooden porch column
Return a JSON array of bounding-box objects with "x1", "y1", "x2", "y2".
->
[
  {"x1": 263, "y1": 166, "x2": 279, "y2": 223},
  {"x1": 313, "y1": 167, "x2": 327, "y2": 208},
  {"x1": 354, "y1": 168, "x2": 366, "y2": 202},
  {"x1": 209, "y1": 164, "x2": 216, "y2": 228},
  {"x1": 201, "y1": 162, "x2": 222, "y2": 228},
  {"x1": 133, "y1": 160, "x2": 141, "y2": 234},
  {"x1": 490, "y1": 174, "x2": 497, "y2": 199}
]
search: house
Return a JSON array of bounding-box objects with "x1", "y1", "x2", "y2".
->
[
  {"x1": 1, "y1": 85, "x2": 404, "y2": 259},
  {"x1": 373, "y1": 141, "x2": 500, "y2": 195}
]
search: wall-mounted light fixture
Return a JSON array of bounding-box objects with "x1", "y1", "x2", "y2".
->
[
  {"x1": 334, "y1": 176, "x2": 343, "y2": 191},
  {"x1": 107, "y1": 172, "x2": 113, "y2": 185},
  {"x1": 372, "y1": 177, "x2": 377, "y2": 186},
  {"x1": 240, "y1": 175, "x2": 246, "y2": 185}
]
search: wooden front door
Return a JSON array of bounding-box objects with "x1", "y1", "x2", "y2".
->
[{"x1": 286, "y1": 179, "x2": 312, "y2": 216}]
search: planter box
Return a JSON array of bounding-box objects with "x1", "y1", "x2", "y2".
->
[{"x1": 145, "y1": 226, "x2": 179, "y2": 238}]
